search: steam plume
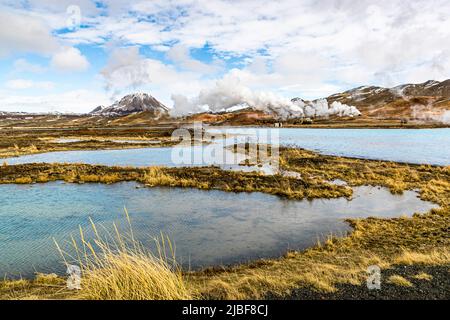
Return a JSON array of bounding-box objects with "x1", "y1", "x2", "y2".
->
[
  {"x1": 170, "y1": 76, "x2": 360, "y2": 119},
  {"x1": 442, "y1": 111, "x2": 450, "y2": 124},
  {"x1": 100, "y1": 47, "x2": 151, "y2": 99}
]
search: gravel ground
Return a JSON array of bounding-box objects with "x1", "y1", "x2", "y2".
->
[{"x1": 283, "y1": 265, "x2": 450, "y2": 300}]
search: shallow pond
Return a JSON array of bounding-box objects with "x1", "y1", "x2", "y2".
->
[{"x1": 0, "y1": 182, "x2": 437, "y2": 277}]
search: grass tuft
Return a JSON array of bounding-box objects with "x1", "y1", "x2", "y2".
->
[
  {"x1": 387, "y1": 275, "x2": 414, "y2": 287},
  {"x1": 394, "y1": 249, "x2": 450, "y2": 266},
  {"x1": 412, "y1": 272, "x2": 433, "y2": 281},
  {"x1": 56, "y1": 215, "x2": 193, "y2": 300},
  {"x1": 14, "y1": 177, "x2": 33, "y2": 184}
]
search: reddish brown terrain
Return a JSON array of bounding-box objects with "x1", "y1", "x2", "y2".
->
[{"x1": 326, "y1": 80, "x2": 450, "y2": 122}]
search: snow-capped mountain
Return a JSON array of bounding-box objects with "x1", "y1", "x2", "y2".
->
[{"x1": 90, "y1": 93, "x2": 169, "y2": 117}]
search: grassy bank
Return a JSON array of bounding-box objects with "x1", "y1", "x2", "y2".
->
[
  {"x1": 188, "y1": 207, "x2": 449, "y2": 299},
  {"x1": 0, "y1": 148, "x2": 448, "y2": 300},
  {"x1": 279, "y1": 148, "x2": 449, "y2": 206},
  {"x1": 0, "y1": 163, "x2": 353, "y2": 200}
]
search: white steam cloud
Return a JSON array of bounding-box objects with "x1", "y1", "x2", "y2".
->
[
  {"x1": 442, "y1": 111, "x2": 450, "y2": 124},
  {"x1": 293, "y1": 99, "x2": 361, "y2": 118},
  {"x1": 170, "y1": 77, "x2": 360, "y2": 119},
  {"x1": 100, "y1": 47, "x2": 152, "y2": 99},
  {"x1": 411, "y1": 103, "x2": 450, "y2": 124}
]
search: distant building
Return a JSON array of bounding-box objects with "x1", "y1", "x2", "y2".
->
[{"x1": 274, "y1": 122, "x2": 283, "y2": 127}]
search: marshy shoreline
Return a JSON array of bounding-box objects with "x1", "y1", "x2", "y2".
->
[
  {"x1": 0, "y1": 146, "x2": 448, "y2": 300},
  {"x1": 0, "y1": 127, "x2": 179, "y2": 159}
]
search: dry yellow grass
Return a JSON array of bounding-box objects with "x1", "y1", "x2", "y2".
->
[
  {"x1": 280, "y1": 148, "x2": 450, "y2": 208},
  {"x1": 0, "y1": 276, "x2": 69, "y2": 300},
  {"x1": 78, "y1": 173, "x2": 122, "y2": 184},
  {"x1": 77, "y1": 250, "x2": 192, "y2": 300},
  {"x1": 412, "y1": 272, "x2": 433, "y2": 281},
  {"x1": 387, "y1": 275, "x2": 414, "y2": 287},
  {"x1": 394, "y1": 249, "x2": 450, "y2": 266},
  {"x1": 0, "y1": 278, "x2": 27, "y2": 290},
  {"x1": 143, "y1": 166, "x2": 179, "y2": 186},
  {"x1": 55, "y1": 214, "x2": 193, "y2": 300},
  {"x1": 14, "y1": 177, "x2": 33, "y2": 184},
  {"x1": 33, "y1": 273, "x2": 64, "y2": 286},
  {"x1": 143, "y1": 167, "x2": 210, "y2": 189}
]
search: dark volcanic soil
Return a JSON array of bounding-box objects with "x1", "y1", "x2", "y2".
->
[{"x1": 285, "y1": 264, "x2": 450, "y2": 300}]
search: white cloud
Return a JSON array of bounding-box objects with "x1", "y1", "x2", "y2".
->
[
  {"x1": 100, "y1": 46, "x2": 211, "y2": 103},
  {"x1": 100, "y1": 46, "x2": 153, "y2": 95},
  {"x1": 0, "y1": 10, "x2": 58, "y2": 57},
  {"x1": 5, "y1": 79, "x2": 54, "y2": 90},
  {"x1": 2, "y1": 0, "x2": 450, "y2": 111},
  {"x1": 37, "y1": 0, "x2": 448, "y2": 94},
  {"x1": 0, "y1": 89, "x2": 109, "y2": 113},
  {"x1": 13, "y1": 59, "x2": 46, "y2": 73},
  {"x1": 167, "y1": 44, "x2": 223, "y2": 73},
  {"x1": 0, "y1": 9, "x2": 90, "y2": 75},
  {"x1": 50, "y1": 47, "x2": 90, "y2": 72}
]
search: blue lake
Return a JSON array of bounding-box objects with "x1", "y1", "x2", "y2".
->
[
  {"x1": 214, "y1": 128, "x2": 450, "y2": 166},
  {"x1": 2, "y1": 128, "x2": 449, "y2": 166}
]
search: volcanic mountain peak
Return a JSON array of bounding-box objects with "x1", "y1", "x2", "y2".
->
[{"x1": 90, "y1": 93, "x2": 169, "y2": 117}]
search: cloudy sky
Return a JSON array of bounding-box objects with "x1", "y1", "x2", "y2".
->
[{"x1": 0, "y1": 0, "x2": 449, "y2": 113}]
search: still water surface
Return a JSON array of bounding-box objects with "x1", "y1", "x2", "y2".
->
[
  {"x1": 3, "y1": 128, "x2": 449, "y2": 166},
  {"x1": 0, "y1": 182, "x2": 436, "y2": 277},
  {"x1": 212, "y1": 128, "x2": 450, "y2": 166}
]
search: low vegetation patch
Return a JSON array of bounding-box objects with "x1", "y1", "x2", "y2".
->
[
  {"x1": 412, "y1": 272, "x2": 433, "y2": 281},
  {"x1": 279, "y1": 147, "x2": 450, "y2": 207},
  {"x1": 0, "y1": 163, "x2": 353, "y2": 201},
  {"x1": 387, "y1": 275, "x2": 414, "y2": 287}
]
